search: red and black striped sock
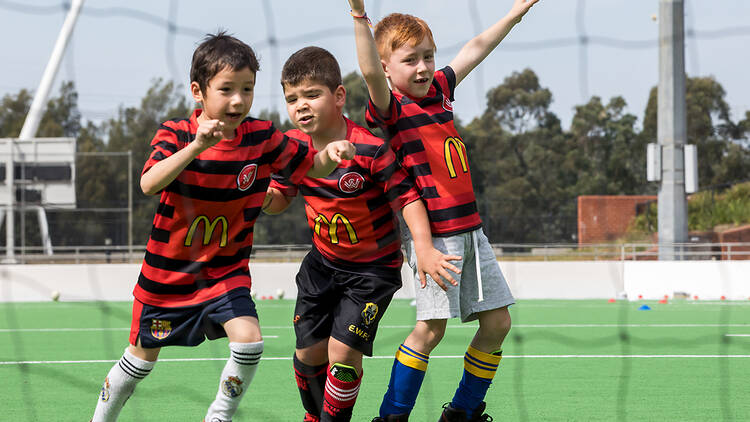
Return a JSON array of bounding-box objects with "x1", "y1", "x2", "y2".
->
[{"x1": 320, "y1": 363, "x2": 362, "y2": 422}]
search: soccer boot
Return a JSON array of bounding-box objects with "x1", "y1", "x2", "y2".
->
[
  {"x1": 371, "y1": 414, "x2": 409, "y2": 422},
  {"x1": 466, "y1": 402, "x2": 493, "y2": 422},
  {"x1": 437, "y1": 403, "x2": 467, "y2": 422}
]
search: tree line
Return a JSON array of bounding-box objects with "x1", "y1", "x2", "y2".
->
[{"x1": 0, "y1": 69, "x2": 748, "y2": 248}]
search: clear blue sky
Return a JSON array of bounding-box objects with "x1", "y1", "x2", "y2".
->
[{"x1": 2, "y1": 0, "x2": 749, "y2": 130}]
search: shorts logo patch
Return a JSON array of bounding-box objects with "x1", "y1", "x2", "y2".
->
[
  {"x1": 237, "y1": 163, "x2": 258, "y2": 191},
  {"x1": 338, "y1": 172, "x2": 365, "y2": 194},
  {"x1": 221, "y1": 375, "x2": 244, "y2": 398},
  {"x1": 150, "y1": 319, "x2": 172, "y2": 340},
  {"x1": 99, "y1": 377, "x2": 111, "y2": 402},
  {"x1": 442, "y1": 95, "x2": 453, "y2": 112},
  {"x1": 361, "y1": 302, "x2": 379, "y2": 326},
  {"x1": 293, "y1": 315, "x2": 301, "y2": 324}
]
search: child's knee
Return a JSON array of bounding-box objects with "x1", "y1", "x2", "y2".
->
[
  {"x1": 479, "y1": 307, "x2": 512, "y2": 339},
  {"x1": 411, "y1": 320, "x2": 447, "y2": 351}
]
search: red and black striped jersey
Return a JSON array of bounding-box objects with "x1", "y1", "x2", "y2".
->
[
  {"x1": 270, "y1": 118, "x2": 420, "y2": 270},
  {"x1": 366, "y1": 66, "x2": 482, "y2": 237},
  {"x1": 134, "y1": 109, "x2": 314, "y2": 307}
]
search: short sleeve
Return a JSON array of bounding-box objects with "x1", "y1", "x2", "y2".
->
[
  {"x1": 269, "y1": 174, "x2": 299, "y2": 197},
  {"x1": 370, "y1": 143, "x2": 420, "y2": 210},
  {"x1": 142, "y1": 122, "x2": 184, "y2": 176},
  {"x1": 365, "y1": 92, "x2": 402, "y2": 129},
  {"x1": 435, "y1": 66, "x2": 457, "y2": 101},
  {"x1": 264, "y1": 127, "x2": 315, "y2": 185}
]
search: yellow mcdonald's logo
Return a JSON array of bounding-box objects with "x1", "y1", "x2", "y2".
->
[
  {"x1": 314, "y1": 213, "x2": 359, "y2": 245},
  {"x1": 444, "y1": 136, "x2": 468, "y2": 179},
  {"x1": 184, "y1": 215, "x2": 228, "y2": 247}
]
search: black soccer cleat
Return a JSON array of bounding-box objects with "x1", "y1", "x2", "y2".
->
[
  {"x1": 437, "y1": 402, "x2": 494, "y2": 422},
  {"x1": 372, "y1": 414, "x2": 409, "y2": 422}
]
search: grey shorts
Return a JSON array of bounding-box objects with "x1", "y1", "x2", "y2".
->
[{"x1": 402, "y1": 226, "x2": 515, "y2": 322}]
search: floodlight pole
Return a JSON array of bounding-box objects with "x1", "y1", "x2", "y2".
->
[
  {"x1": 18, "y1": 0, "x2": 85, "y2": 140},
  {"x1": 6, "y1": 0, "x2": 84, "y2": 262},
  {"x1": 657, "y1": 0, "x2": 688, "y2": 260}
]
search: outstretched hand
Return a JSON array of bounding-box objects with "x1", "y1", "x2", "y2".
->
[
  {"x1": 508, "y1": 0, "x2": 540, "y2": 23},
  {"x1": 415, "y1": 247, "x2": 462, "y2": 291},
  {"x1": 348, "y1": 0, "x2": 365, "y2": 15},
  {"x1": 325, "y1": 140, "x2": 356, "y2": 163}
]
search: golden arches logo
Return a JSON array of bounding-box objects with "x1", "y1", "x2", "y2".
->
[
  {"x1": 314, "y1": 213, "x2": 359, "y2": 245},
  {"x1": 184, "y1": 215, "x2": 228, "y2": 247},
  {"x1": 444, "y1": 137, "x2": 468, "y2": 179}
]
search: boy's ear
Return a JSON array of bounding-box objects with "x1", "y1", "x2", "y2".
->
[
  {"x1": 190, "y1": 81, "x2": 204, "y2": 104},
  {"x1": 381, "y1": 59, "x2": 390, "y2": 79},
  {"x1": 335, "y1": 85, "x2": 346, "y2": 107}
]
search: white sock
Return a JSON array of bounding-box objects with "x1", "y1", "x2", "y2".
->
[
  {"x1": 205, "y1": 341, "x2": 263, "y2": 422},
  {"x1": 92, "y1": 348, "x2": 155, "y2": 422}
]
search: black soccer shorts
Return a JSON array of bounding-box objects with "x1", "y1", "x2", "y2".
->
[
  {"x1": 293, "y1": 249, "x2": 402, "y2": 356},
  {"x1": 129, "y1": 287, "x2": 258, "y2": 348}
]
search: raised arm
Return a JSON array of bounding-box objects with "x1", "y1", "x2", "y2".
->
[
  {"x1": 449, "y1": 0, "x2": 539, "y2": 86},
  {"x1": 140, "y1": 119, "x2": 223, "y2": 195},
  {"x1": 348, "y1": 0, "x2": 392, "y2": 115}
]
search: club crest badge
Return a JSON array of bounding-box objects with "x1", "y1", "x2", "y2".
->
[
  {"x1": 221, "y1": 375, "x2": 244, "y2": 398},
  {"x1": 150, "y1": 319, "x2": 172, "y2": 340},
  {"x1": 338, "y1": 172, "x2": 365, "y2": 194},
  {"x1": 237, "y1": 163, "x2": 258, "y2": 191},
  {"x1": 361, "y1": 302, "x2": 379, "y2": 326},
  {"x1": 100, "y1": 377, "x2": 111, "y2": 402},
  {"x1": 442, "y1": 95, "x2": 453, "y2": 112}
]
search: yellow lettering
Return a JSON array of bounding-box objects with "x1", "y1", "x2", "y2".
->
[
  {"x1": 314, "y1": 213, "x2": 358, "y2": 245},
  {"x1": 444, "y1": 137, "x2": 468, "y2": 179},
  {"x1": 184, "y1": 215, "x2": 228, "y2": 247}
]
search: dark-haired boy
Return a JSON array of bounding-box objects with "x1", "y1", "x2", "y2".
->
[
  {"x1": 348, "y1": 1, "x2": 539, "y2": 421},
  {"x1": 264, "y1": 46, "x2": 460, "y2": 422},
  {"x1": 90, "y1": 32, "x2": 354, "y2": 422}
]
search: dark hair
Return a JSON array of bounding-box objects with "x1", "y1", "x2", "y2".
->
[
  {"x1": 281, "y1": 46, "x2": 342, "y2": 93},
  {"x1": 190, "y1": 30, "x2": 260, "y2": 92}
]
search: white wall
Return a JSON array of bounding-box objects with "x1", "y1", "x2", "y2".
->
[{"x1": 0, "y1": 260, "x2": 747, "y2": 303}]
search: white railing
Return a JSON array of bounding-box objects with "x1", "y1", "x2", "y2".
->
[{"x1": 1, "y1": 242, "x2": 749, "y2": 264}]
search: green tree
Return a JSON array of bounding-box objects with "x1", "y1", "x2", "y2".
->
[
  {"x1": 642, "y1": 76, "x2": 747, "y2": 187},
  {"x1": 463, "y1": 69, "x2": 571, "y2": 243}
]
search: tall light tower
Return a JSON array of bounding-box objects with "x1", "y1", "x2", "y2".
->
[{"x1": 657, "y1": 0, "x2": 688, "y2": 260}]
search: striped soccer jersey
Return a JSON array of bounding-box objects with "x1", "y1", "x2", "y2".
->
[
  {"x1": 271, "y1": 118, "x2": 420, "y2": 270},
  {"x1": 134, "y1": 109, "x2": 313, "y2": 307},
  {"x1": 366, "y1": 66, "x2": 482, "y2": 237}
]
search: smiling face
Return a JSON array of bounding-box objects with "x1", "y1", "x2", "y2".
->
[
  {"x1": 191, "y1": 66, "x2": 255, "y2": 139},
  {"x1": 382, "y1": 36, "x2": 436, "y2": 99},
  {"x1": 283, "y1": 78, "x2": 346, "y2": 140}
]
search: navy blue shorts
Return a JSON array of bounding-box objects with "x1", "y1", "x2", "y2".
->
[
  {"x1": 294, "y1": 249, "x2": 401, "y2": 356},
  {"x1": 129, "y1": 287, "x2": 258, "y2": 348}
]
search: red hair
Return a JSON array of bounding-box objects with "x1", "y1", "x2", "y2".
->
[{"x1": 374, "y1": 13, "x2": 436, "y2": 60}]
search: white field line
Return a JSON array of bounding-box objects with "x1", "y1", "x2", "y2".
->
[
  {"x1": 725, "y1": 334, "x2": 750, "y2": 337},
  {"x1": 3, "y1": 323, "x2": 750, "y2": 333},
  {"x1": 3, "y1": 354, "x2": 750, "y2": 366}
]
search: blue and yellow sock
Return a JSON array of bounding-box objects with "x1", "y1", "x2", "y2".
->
[
  {"x1": 450, "y1": 346, "x2": 502, "y2": 419},
  {"x1": 379, "y1": 344, "x2": 429, "y2": 417}
]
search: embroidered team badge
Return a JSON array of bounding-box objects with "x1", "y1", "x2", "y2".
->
[
  {"x1": 150, "y1": 319, "x2": 172, "y2": 339},
  {"x1": 237, "y1": 163, "x2": 258, "y2": 191},
  {"x1": 99, "y1": 377, "x2": 111, "y2": 402},
  {"x1": 361, "y1": 302, "x2": 379, "y2": 326},
  {"x1": 338, "y1": 172, "x2": 365, "y2": 194},
  {"x1": 221, "y1": 376, "x2": 244, "y2": 398},
  {"x1": 442, "y1": 95, "x2": 453, "y2": 112}
]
